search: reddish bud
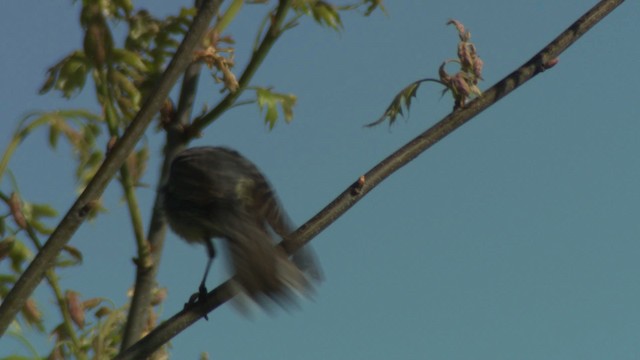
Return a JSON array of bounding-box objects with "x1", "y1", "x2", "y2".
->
[
  {"x1": 107, "y1": 136, "x2": 118, "y2": 153},
  {"x1": 473, "y1": 57, "x2": 484, "y2": 80},
  {"x1": 151, "y1": 287, "x2": 168, "y2": 306},
  {"x1": 66, "y1": 290, "x2": 85, "y2": 329},
  {"x1": 9, "y1": 193, "x2": 27, "y2": 229},
  {"x1": 450, "y1": 73, "x2": 472, "y2": 98},
  {"x1": 447, "y1": 19, "x2": 470, "y2": 41},
  {"x1": 351, "y1": 175, "x2": 366, "y2": 195},
  {"x1": 543, "y1": 58, "x2": 559, "y2": 70},
  {"x1": 95, "y1": 306, "x2": 111, "y2": 318},
  {"x1": 23, "y1": 298, "x2": 42, "y2": 324},
  {"x1": 439, "y1": 62, "x2": 451, "y2": 83}
]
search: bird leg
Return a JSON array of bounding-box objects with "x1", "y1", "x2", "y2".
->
[
  {"x1": 198, "y1": 238, "x2": 216, "y2": 301},
  {"x1": 185, "y1": 238, "x2": 216, "y2": 320}
]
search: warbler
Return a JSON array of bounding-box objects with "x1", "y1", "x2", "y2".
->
[{"x1": 162, "y1": 146, "x2": 322, "y2": 308}]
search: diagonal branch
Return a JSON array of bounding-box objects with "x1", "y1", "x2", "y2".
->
[
  {"x1": 115, "y1": 0, "x2": 625, "y2": 358},
  {"x1": 0, "y1": 0, "x2": 225, "y2": 336}
]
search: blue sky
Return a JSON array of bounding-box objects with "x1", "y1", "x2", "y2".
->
[{"x1": 2, "y1": 1, "x2": 640, "y2": 359}]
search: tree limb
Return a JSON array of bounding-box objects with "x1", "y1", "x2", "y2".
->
[{"x1": 114, "y1": 0, "x2": 624, "y2": 358}]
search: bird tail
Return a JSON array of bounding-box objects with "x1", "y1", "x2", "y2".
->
[
  {"x1": 292, "y1": 246, "x2": 324, "y2": 282},
  {"x1": 227, "y1": 221, "x2": 313, "y2": 308},
  {"x1": 250, "y1": 180, "x2": 325, "y2": 284}
]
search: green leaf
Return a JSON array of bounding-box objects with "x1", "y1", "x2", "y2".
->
[
  {"x1": 363, "y1": 0, "x2": 387, "y2": 16},
  {"x1": 9, "y1": 239, "x2": 31, "y2": 273},
  {"x1": 131, "y1": 146, "x2": 149, "y2": 186},
  {"x1": 16, "y1": 112, "x2": 54, "y2": 141},
  {"x1": 31, "y1": 204, "x2": 58, "y2": 218},
  {"x1": 56, "y1": 259, "x2": 81, "y2": 268},
  {"x1": 0, "y1": 273, "x2": 18, "y2": 286},
  {"x1": 312, "y1": 2, "x2": 343, "y2": 30},
  {"x1": 86, "y1": 150, "x2": 104, "y2": 169},
  {"x1": 62, "y1": 245, "x2": 83, "y2": 264},
  {"x1": 179, "y1": 6, "x2": 198, "y2": 18},
  {"x1": 367, "y1": 78, "x2": 444, "y2": 127},
  {"x1": 30, "y1": 220, "x2": 54, "y2": 236},
  {"x1": 56, "y1": 52, "x2": 90, "y2": 98},
  {"x1": 294, "y1": 1, "x2": 344, "y2": 31},
  {"x1": 80, "y1": 123, "x2": 102, "y2": 150},
  {"x1": 255, "y1": 87, "x2": 297, "y2": 129},
  {"x1": 76, "y1": 149, "x2": 104, "y2": 187},
  {"x1": 366, "y1": 81, "x2": 421, "y2": 127},
  {"x1": 48, "y1": 122, "x2": 61, "y2": 149},
  {"x1": 112, "y1": 70, "x2": 141, "y2": 109},
  {"x1": 39, "y1": 66, "x2": 60, "y2": 95},
  {"x1": 111, "y1": 48, "x2": 147, "y2": 72},
  {"x1": 56, "y1": 109, "x2": 103, "y2": 124}
]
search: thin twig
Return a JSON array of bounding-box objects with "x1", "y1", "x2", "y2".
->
[
  {"x1": 186, "y1": 0, "x2": 294, "y2": 137},
  {"x1": 120, "y1": 56, "x2": 202, "y2": 352},
  {"x1": 115, "y1": 0, "x2": 624, "y2": 358},
  {"x1": 0, "y1": 0, "x2": 224, "y2": 336},
  {"x1": 0, "y1": 192, "x2": 84, "y2": 356}
]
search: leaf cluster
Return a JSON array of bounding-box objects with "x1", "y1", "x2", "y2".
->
[
  {"x1": 255, "y1": 87, "x2": 297, "y2": 129},
  {"x1": 367, "y1": 19, "x2": 484, "y2": 127}
]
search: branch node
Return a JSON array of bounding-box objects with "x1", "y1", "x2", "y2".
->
[
  {"x1": 541, "y1": 57, "x2": 560, "y2": 71},
  {"x1": 350, "y1": 175, "x2": 366, "y2": 196},
  {"x1": 78, "y1": 200, "x2": 99, "y2": 218}
]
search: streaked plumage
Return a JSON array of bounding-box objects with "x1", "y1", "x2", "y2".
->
[{"x1": 162, "y1": 146, "x2": 321, "y2": 306}]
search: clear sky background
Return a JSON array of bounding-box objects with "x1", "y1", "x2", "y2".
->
[{"x1": 2, "y1": 1, "x2": 640, "y2": 359}]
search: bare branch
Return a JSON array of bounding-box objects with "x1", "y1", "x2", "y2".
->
[{"x1": 115, "y1": 0, "x2": 625, "y2": 358}]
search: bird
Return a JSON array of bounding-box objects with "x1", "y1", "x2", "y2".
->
[{"x1": 162, "y1": 146, "x2": 322, "y2": 310}]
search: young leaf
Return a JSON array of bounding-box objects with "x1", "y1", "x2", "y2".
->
[
  {"x1": 369, "y1": 19, "x2": 483, "y2": 126},
  {"x1": 56, "y1": 52, "x2": 90, "y2": 98},
  {"x1": 9, "y1": 240, "x2": 32, "y2": 273},
  {"x1": 366, "y1": 80, "x2": 426, "y2": 127},
  {"x1": 363, "y1": 0, "x2": 387, "y2": 16},
  {"x1": 62, "y1": 245, "x2": 84, "y2": 264},
  {"x1": 31, "y1": 203, "x2": 58, "y2": 218},
  {"x1": 30, "y1": 220, "x2": 54, "y2": 236},
  {"x1": 255, "y1": 87, "x2": 297, "y2": 129},
  {"x1": 111, "y1": 48, "x2": 147, "y2": 72},
  {"x1": 293, "y1": 1, "x2": 343, "y2": 31},
  {"x1": 48, "y1": 123, "x2": 61, "y2": 149},
  {"x1": 312, "y1": 2, "x2": 343, "y2": 30}
]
